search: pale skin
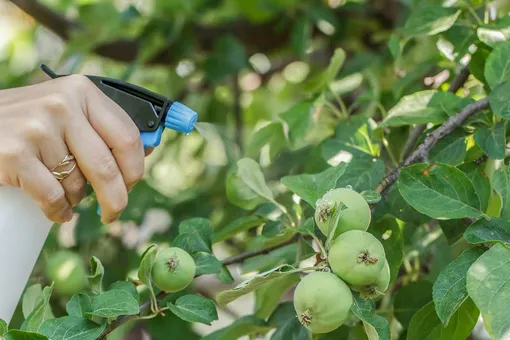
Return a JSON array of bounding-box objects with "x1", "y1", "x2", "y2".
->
[{"x1": 0, "y1": 74, "x2": 152, "y2": 224}]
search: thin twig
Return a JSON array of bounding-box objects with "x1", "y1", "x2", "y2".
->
[
  {"x1": 222, "y1": 234, "x2": 299, "y2": 265},
  {"x1": 99, "y1": 234, "x2": 300, "y2": 338},
  {"x1": 401, "y1": 66, "x2": 470, "y2": 159},
  {"x1": 377, "y1": 97, "x2": 490, "y2": 197}
]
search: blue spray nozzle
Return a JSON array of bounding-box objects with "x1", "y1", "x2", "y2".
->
[{"x1": 165, "y1": 102, "x2": 198, "y2": 134}]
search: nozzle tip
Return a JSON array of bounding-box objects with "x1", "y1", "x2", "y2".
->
[{"x1": 164, "y1": 102, "x2": 197, "y2": 134}]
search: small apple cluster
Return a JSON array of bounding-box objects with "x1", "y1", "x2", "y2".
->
[{"x1": 293, "y1": 188, "x2": 390, "y2": 334}]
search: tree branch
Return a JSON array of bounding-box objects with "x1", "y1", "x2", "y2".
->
[
  {"x1": 401, "y1": 66, "x2": 470, "y2": 159},
  {"x1": 222, "y1": 234, "x2": 299, "y2": 266},
  {"x1": 99, "y1": 235, "x2": 300, "y2": 338},
  {"x1": 377, "y1": 97, "x2": 490, "y2": 196}
]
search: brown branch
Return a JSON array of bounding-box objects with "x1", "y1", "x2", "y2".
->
[
  {"x1": 401, "y1": 125, "x2": 427, "y2": 160},
  {"x1": 377, "y1": 97, "x2": 490, "y2": 196},
  {"x1": 222, "y1": 234, "x2": 299, "y2": 266},
  {"x1": 99, "y1": 234, "x2": 300, "y2": 338},
  {"x1": 401, "y1": 66, "x2": 470, "y2": 159}
]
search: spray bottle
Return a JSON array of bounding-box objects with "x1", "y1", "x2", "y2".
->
[{"x1": 0, "y1": 65, "x2": 198, "y2": 323}]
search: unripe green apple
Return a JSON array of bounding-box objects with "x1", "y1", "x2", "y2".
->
[
  {"x1": 314, "y1": 188, "x2": 371, "y2": 238},
  {"x1": 45, "y1": 250, "x2": 88, "y2": 296},
  {"x1": 152, "y1": 247, "x2": 196, "y2": 293},
  {"x1": 328, "y1": 230, "x2": 386, "y2": 286},
  {"x1": 293, "y1": 271, "x2": 353, "y2": 334}
]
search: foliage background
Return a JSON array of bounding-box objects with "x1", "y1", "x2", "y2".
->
[{"x1": 1, "y1": 0, "x2": 510, "y2": 339}]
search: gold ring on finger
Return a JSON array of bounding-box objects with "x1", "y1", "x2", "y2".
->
[{"x1": 50, "y1": 154, "x2": 76, "y2": 182}]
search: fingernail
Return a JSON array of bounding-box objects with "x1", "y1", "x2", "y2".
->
[
  {"x1": 64, "y1": 209, "x2": 74, "y2": 222},
  {"x1": 107, "y1": 214, "x2": 120, "y2": 224}
]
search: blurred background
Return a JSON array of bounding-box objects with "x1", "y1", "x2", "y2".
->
[{"x1": 1, "y1": 0, "x2": 506, "y2": 339}]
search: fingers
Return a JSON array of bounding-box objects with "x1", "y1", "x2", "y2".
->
[
  {"x1": 84, "y1": 83, "x2": 145, "y2": 192},
  {"x1": 64, "y1": 115, "x2": 128, "y2": 224},
  {"x1": 18, "y1": 160, "x2": 73, "y2": 223}
]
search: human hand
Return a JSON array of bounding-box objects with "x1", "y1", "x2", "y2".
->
[{"x1": 0, "y1": 75, "x2": 149, "y2": 224}]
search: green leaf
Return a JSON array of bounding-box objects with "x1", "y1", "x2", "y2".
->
[
  {"x1": 280, "y1": 101, "x2": 314, "y2": 150},
  {"x1": 467, "y1": 243, "x2": 510, "y2": 339},
  {"x1": 213, "y1": 216, "x2": 266, "y2": 243},
  {"x1": 469, "y1": 44, "x2": 492, "y2": 84},
  {"x1": 227, "y1": 158, "x2": 280, "y2": 211},
  {"x1": 398, "y1": 163, "x2": 483, "y2": 219},
  {"x1": 477, "y1": 17, "x2": 510, "y2": 48},
  {"x1": 490, "y1": 82, "x2": 510, "y2": 118},
  {"x1": 394, "y1": 280, "x2": 433, "y2": 329},
  {"x1": 378, "y1": 91, "x2": 474, "y2": 128},
  {"x1": 216, "y1": 266, "x2": 235, "y2": 284},
  {"x1": 351, "y1": 293, "x2": 390, "y2": 340},
  {"x1": 216, "y1": 264, "x2": 302, "y2": 307},
  {"x1": 303, "y1": 47, "x2": 346, "y2": 93},
  {"x1": 251, "y1": 228, "x2": 296, "y2": 250},
  {"x1": 88, "y1": 290, "x2": 139, "y2": 318},
  {"x1": 87, "y1": 256, "x2": 104, "y2": 294},
  {"x1": 192, "y1": 252, "x2": 223, "y2": 276},
  {"x1": 444, "y1": 24, "x2": 477, "y2": 61},
  {"x1": 336, "y1": 158, "x2": 386, "y2": 192},
  {"x1": 137, "y1": 244, "x2": 157, "y2": 304},
  {"x1": 296, "y1": 237, "x2": 316, "y2": 262},
  {"x1": 322, "y1": 116, "x2": 377, "y2": 159},
  {"x1": 403, "y1": 6, "x2": 461, "y2": 38},
  {"x1": 368, "y1": 217, "x2": 403, "y2": 282},
  {"x1": 246, "y1": 122, "x2": 287, "y2": 162},
  {"x1": 491, "y1": 166, "x2": 510, "y2": 220},
  {"x1": 281, "y1": 164, "x2": 347, "y2": 208},
  {"x1": 296, "y1": 217, "x2": 316, "y2": 236},
  {"x1": 389, "y1": 33, "x2": 403, "y2": 60},
  {"x1": 291, "y1": 18, "x2": 312, "y2": 58},
  {"x1": 0, "y1": 318, "x2": 7, "y2": 335},
  {"x1": 107, "y1": 281, "x2": 139, "y2": 304},
  {"x1": 21, "y1": 283, "x2": 54, "y2": 333},
  {"x1": 432, "y1": 247, "x2": 485, "y2": 326},
  {"x1": 267, "y1": 302, "x2": 309, "y2": 340},
  {"x1": 459, "y1": 163, "x2": 491, "y2": 213},
  {"x1": 3, "y1": 330, "x2": 49, "y2": 340},
  {"x1": 167, "y1": 295, "x2": 218, "y2": 326},
  {"x1": 474, "y1": 121, "x2": 506, "y2": 160},
  {"x1": 39, "y1": 316, "x2": 107, "y2": 340},
  {"x1": 201, "y1": 315, "x2": 272, "y2": 340},
  {"x1": 22, "y1": 284, "x2": 43, "y2": 319},
  {"x1": 386, "y1": 185, "x2": 429, "y2": 225},
  {"x1": 66, "y1": 294, "x2": 92, "y2": 317},
  {"x1": 464, "y1": 217, "x2": 510, "y2": 246},
  {"x1": 407, "y1": 299, "x2": 479, "y2": 340},
  {"x1": 173, "y1": 218, "x2": 214, "y2": 254},
  {"x1": 429, "y1": 129, "x2": 467, "y2": 166},
  {"x1": 484, "y1": 41, "x2": 510, "y2": 89},
  {"x1": 254, "y1": 273, "x2": 301, "y2": 319},
  {"x1": 439, "y1": 219, "x2": 471, "y2": 245},
  {"x1": 237, "y1": 158, "x2": 274, "y2": 201}
]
